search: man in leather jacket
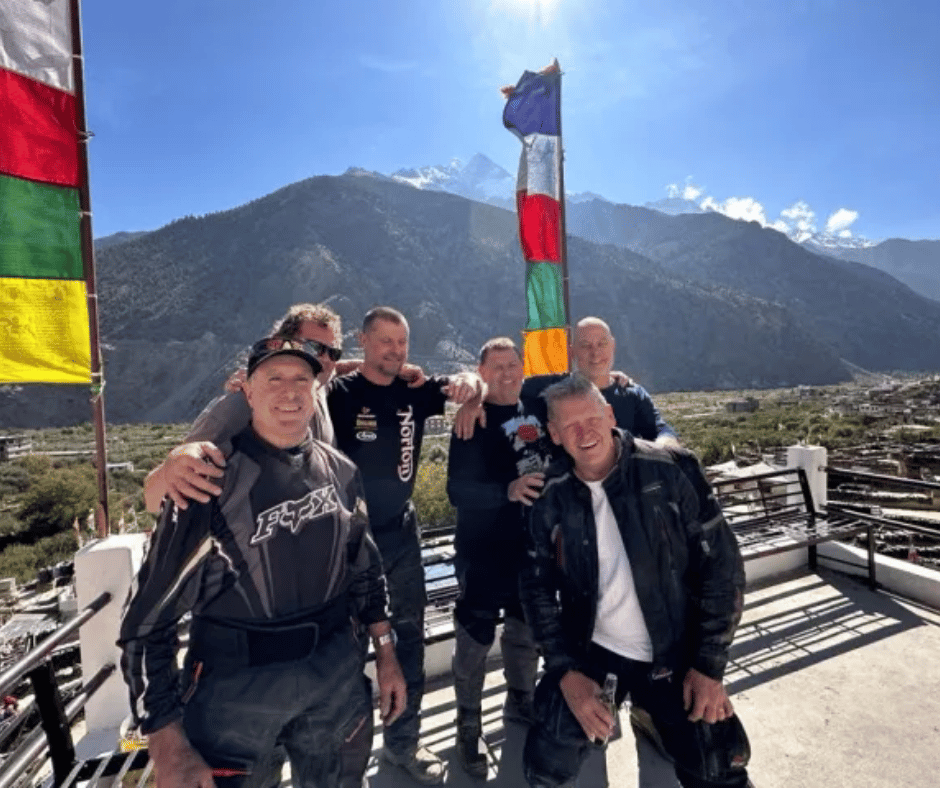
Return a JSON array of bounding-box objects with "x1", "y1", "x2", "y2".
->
[{"x1": 520, "y1": 373, "x2": 750, "y2": 788}]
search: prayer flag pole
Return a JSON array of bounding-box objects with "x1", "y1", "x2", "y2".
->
[
  {"x1": 502, "y1": 59, "x2": 571, "y2": 375},
  {"x1": 69, "y1": 0, "x2": 109, "y2": 536}
]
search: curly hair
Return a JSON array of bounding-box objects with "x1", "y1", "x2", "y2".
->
[{"x1": 271, "y1": 303, "x2": 342, "y2": 342}]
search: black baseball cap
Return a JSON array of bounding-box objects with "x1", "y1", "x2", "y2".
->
[{"x1": 246, "y1": 336, "x2": 323, "y2": 378}]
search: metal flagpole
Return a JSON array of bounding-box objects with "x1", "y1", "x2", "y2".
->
[
  {"x1": 553, "y1": 60, "x2": 573, "y2": 373},
  {"x1": 69, "y1": 0, "x2": 109, "y2": 537}
]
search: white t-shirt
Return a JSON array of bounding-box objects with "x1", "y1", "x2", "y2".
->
[{"x1": 585, "y1": 478, "x2": 653, "y2": 662}]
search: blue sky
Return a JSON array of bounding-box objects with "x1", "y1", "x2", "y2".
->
[{"x1": 82, "y1": 0, "x2": 940, "y2": 242}]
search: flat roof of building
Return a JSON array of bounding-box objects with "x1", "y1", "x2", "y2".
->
[{"x1": 362, "y1": 568, "x2": 940, "y2": 788}]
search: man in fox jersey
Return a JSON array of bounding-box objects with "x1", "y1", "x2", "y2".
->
[{"x1": 120, "y1": 337, "x2": 406, "y2": 788}]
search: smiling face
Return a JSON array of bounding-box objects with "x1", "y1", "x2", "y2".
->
[
  {"x1": 573, "y1": 321, "x2": 615, "y2": 388},
  {"x1": 548, "y1": 391, "x2": 617, "y2": 481},
  {"x1": 360, "y1": 317, "x2": 409, "y2": 384},
  {"x1": 480, "y1": 347, "x2": 525, "y2": 405},
  {"x1": 244, "y1": 354, "x2": 318, "y2": 448}
]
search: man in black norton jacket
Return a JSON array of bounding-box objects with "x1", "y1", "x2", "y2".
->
[{"x1": 520, "y1": 373, "x2": 750, "y2": 788}]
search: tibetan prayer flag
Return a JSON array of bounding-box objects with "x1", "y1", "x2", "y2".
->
[
  {"x1": 0, "y1": 0, "x2": 91, "y2": 383},
  {"x1": 503, "y1": 61, "x2": 569, "y2": 375}
]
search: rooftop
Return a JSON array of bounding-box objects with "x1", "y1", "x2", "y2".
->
[{"x1": 363, "y1": 569, "x2": 940, "y2": 788}]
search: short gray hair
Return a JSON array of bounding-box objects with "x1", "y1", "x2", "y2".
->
[{"x1": 542, "y1": 372, "x2": 607, "y2": 421}]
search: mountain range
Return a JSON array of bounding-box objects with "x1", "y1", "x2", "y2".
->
[
  {"x1": 394, "y1": 155, "x2": 940, "y2": 302},
  {"x1": 2, "y1": 157, "x2": 939, "y2": 428}
]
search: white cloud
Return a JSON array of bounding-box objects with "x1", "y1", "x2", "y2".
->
[
  {"x1": 825, "y1": 208, "x2": 859, "y2": 235},
  {"x1": 665, "y1": 177, "x2": 866, "y2": 245},
  {"x1": 666, "y1": 177, "x2": 704, "y2": 201},
  {"x1": 777, "y1": 201, "x2": 816, "y2": 242},
  {"x1": 703, "y1": 195, "x2": 768, "y2": 225}
]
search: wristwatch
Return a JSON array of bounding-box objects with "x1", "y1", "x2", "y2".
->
[{"x1": 373, "y1": 631, "x2": 395, "y2": 648}]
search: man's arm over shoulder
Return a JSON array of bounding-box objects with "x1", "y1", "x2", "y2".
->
[
  {"x1": 118, "y1": 501, "x2": 214, "y2": 734},
  {"x1": 446, "y1": 430, "x2": 509, "y2": 510},
  {"x1": 520, "y1": 373, "x2": 566, "y2": 401},
  {"x1": 519, "y1": 480, "x2": 578, "y2": 675},
  {"x1": 142, "y1": 392, "x2": 247, "y2": 513},
  {"x1": 629, "y1": 383, "x2": 678, "y2": 442},
  {"x1": 671, "y1": 453, "x2": 745, "y2": 681},
  {"x1": 186, "y1": 391, "x2": 251, "y2": 446}
]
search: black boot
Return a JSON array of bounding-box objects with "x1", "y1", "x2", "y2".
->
[
  {"x1": 503, "y1": 688, "x2": 537, "y2": 726},
  {"x1": 456, "y1": 706, "x2": 488, "y2": 780}
]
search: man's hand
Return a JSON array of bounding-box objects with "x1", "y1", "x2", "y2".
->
[
  {"x1": 654, "y1": 435, "x2": 682, "y2": 451},
  {"x1": 161, "y1": 442, "x2": 226, "y2": 510},
  {"x1": 148, "y1": 721, "x2": 216, "y2": 788},
  {"x1": 610, "y1": 370, "x2": 634, "y2": 388},
  {"x1": 683, "y1": 668, "x2": 734, "y2": 724},
  {"x1": 398, "y1": 362, "x2": 427, "y2": 388},
  {"x1": 373, "y1": 640, "x2": 407, "y2": 726},
  {"x1": 222, "y1": 368, "x2": 247, "y2": 394},
  {"x1": 333, "y1": 359, "x2": 360, "y2": 377},
  {"x1": 559, "y1": 670, "x2": 615, "y2": 744},
  {"x1": 452, "y1": 400, "x2": 486, "y2": 440},
  {"x1": 508, "y1": 472, "x2": 545, "y2": 506},
  {"x1": 443, "y1": 372, "x2": 485, "y2": 406}
]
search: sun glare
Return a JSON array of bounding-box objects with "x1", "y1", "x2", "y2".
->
[{"x1": 491, "y1": 0, "x2": 563, "y2": 25}]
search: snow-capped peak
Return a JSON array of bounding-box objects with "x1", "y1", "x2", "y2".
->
[{"x1": 390, "y1": 154, "x2": 515, "y2": 207}]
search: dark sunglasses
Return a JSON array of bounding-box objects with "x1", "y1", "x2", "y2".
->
[{"x1": 302, "y1": 339, "x2": 343, "y2": 362}]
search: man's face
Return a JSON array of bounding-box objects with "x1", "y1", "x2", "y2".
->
[
  {"x1": 297, "y1": 320, "x2": 342, "y2": 384},
  {"x1": 548, "y1": 393, "x2": 617, "y2": 481},
  {"x1": 361, "y1": 318, "x2": 408, "y2": 380},
  {"x1": 244, "y1": 354, "x2": 318, "y2": 447},
  {"x1": 574, "y1": 324, "x2": 615, "y2": 386},
  {"x1": 479, "y1": 348, "x2": 524, "y2": 406}
]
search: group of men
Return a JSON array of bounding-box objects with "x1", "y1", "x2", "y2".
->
[{"x1": 119, "y1": 302, "x2": 751, "y2": 788}]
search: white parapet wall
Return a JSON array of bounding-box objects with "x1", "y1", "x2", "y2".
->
[
  {"x1": 786, "y1": 444, "x2": 827, "y2": 509},
  {"x1": 819, "y1": 541, "x2": 940, "y2": 610},
  {"x1": 742, "y1": 550, "x2": 808, "y2": 588},
  {"x1": 73, "y1": 534, "x2": 147, "y2": 756}
]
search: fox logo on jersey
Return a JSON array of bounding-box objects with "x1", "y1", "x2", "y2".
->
[{"x1": 249, "y1": 484, "x2": 340, "y2": 546}]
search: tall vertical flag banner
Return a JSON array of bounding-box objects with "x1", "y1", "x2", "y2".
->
[
  {"x1": 0, "y1": 0, "x2": 91, "y2": 383},
  {"x1": 502, "y1": 60, "x2": 570, "y2": 375}
]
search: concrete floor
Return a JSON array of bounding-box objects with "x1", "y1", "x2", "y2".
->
[{"x1": 365, "y1": 569, "x2": 940, "y2": 788}]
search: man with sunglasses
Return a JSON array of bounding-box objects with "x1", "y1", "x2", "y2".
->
[
  {"x1": 144, "y1": 304, "x2": 345, "y2": 512},
  {"x1": 145, "y1": 303, "x2": 484, "y2": 784},
  {"x1": 121, "y1": 336, "x2": 407, "y2": 788}
]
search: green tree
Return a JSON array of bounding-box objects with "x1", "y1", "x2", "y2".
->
[
  {"x1": 17, "y1": 465, "x2": 96, "y2": 542},
  {"x1": 412, "y1": 461, "x2": 455, "y2": 529}
]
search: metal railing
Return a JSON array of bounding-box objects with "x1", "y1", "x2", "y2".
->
[
  {"x1": 2, "y1": 463, "x2": 933, "y2": 788},
  {"x1": 826, "y1": 466, "x2": 940, "y2": 569},
  {"x1": 0, "y1": 592, "x2": 112, "y2": 788}
]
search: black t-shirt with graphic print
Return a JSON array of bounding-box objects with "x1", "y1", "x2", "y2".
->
[
  {"x1": 327, "y1": 371, "x2": 447, "y2": 535},
  {"x1": 446, "y1": 399, "x2": 554, "y2": 571}
]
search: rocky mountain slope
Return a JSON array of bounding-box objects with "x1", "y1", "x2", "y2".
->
[
  {"x1": 1, "y1": 171, "x2": 852, "y2": 427},
  {"x1": 816, "y1": 238, "x2": 940, "y2": 302},
  {"x1": 563, "y1": 201, "x2": 940, "y2": 373}
]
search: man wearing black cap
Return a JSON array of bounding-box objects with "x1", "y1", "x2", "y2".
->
[{"x1": 120, "y1": 337, "x2": 406, "y2": 788}]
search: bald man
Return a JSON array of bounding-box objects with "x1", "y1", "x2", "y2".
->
[{"x1": 520, "y1": 317, "x2": 678, "y2": 445}]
